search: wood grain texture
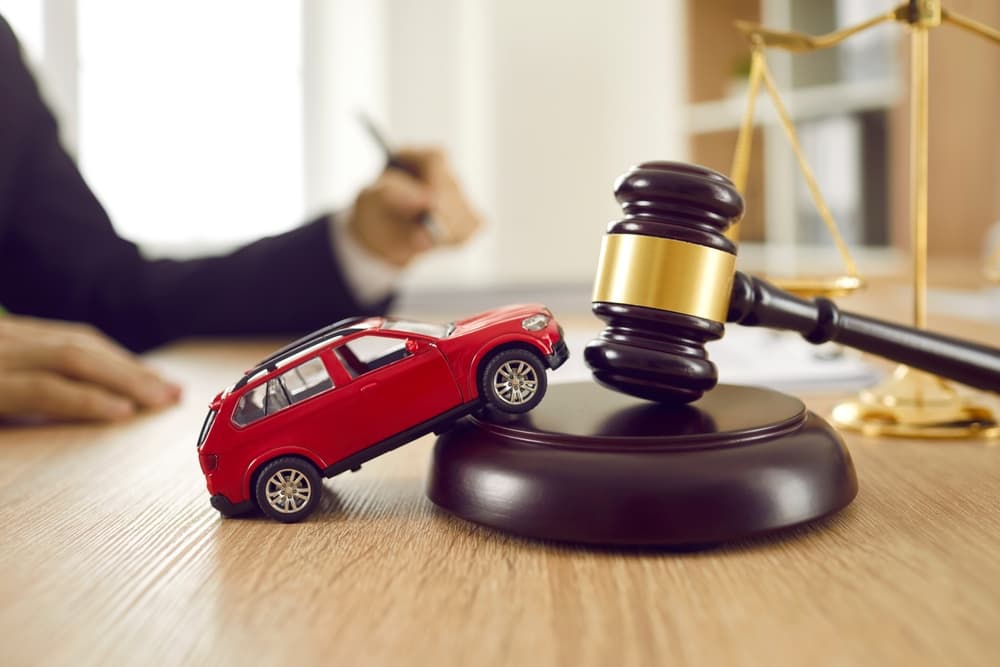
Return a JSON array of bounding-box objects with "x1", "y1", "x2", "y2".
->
[{"x1": 1, "y1": 321, "x2": 999, "y2": 666}]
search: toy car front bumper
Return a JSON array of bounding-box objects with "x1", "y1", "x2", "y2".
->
[
  {"x1": 210, "y1": 494, "x2": 255, "y2": 517},
  {"x1": 547, "y1": 338, "x2": 570, "y2": 370}
]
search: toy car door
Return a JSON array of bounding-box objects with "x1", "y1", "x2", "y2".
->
[{"x1": 332, "y1": 333, "x2": 462, "y2": 446}]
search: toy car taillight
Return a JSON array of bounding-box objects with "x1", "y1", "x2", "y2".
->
[
  {"x1": 200, "y1": 453, "x2": 218, "y2": 473},
  {"x1": 521, "y1": 314, "x2": 550, "y2": 331}
]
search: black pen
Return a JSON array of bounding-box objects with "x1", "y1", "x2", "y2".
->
[{"x1": 359, "y1": 113, "x2": 444, "y2": 241}]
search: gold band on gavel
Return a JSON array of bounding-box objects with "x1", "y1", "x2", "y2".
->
[{"x1": 592, "y1": 234, "x2": 736, "y2": 323}]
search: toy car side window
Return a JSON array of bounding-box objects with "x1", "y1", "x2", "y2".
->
[
  {"x1": 279, "y1": 357, "x2": 335, "y2": 403},
  {"x1": 266, "y1": 378, "x2": 291, "y2": 414},
  {"x1": 231, "y1": 378, "x2": 294, "y2": 427},
  {"x1": 336, "y1": 334, "x2": 412, "y2": 378},
  {"x1": 232, "y1": 383, "x2": 267, "y2": 427}
]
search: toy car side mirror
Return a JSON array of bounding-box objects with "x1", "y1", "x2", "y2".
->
[{"x1": 406, "y1": 339, "x2": 420, "y2": 353}]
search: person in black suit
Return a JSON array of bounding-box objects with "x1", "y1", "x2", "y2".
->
[{"x1": 0, "y1": 16, "x2": 482, "y2": 422}]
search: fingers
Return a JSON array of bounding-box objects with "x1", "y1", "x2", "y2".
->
[
  {"x1": 377, "y1": 169, "x2": 433, "y2": 218},
  {"x1": 2, "y1": 340, "x2": 181, "y2": 410},
  {"x1": 349, "y1": 172, "x2": 436, "y2": 267},
  {"x1": 0, "y1": 373, "x2": 136, "y2": 421},
  {"x1": 393, "y1": 147, "x2": 483, "y2": 246},
  {"x1": 348, "y1": 145, "x2": 484, "y2": 266},
  {"x1": 0, "y1": 316, "x2": 182, "y2": 422}
]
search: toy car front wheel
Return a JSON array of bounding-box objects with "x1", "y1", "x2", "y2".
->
[
  {"x1": 481, "y1": 348, "x2": 547, "y2": 414},
  {"x1": 254, "y1": 457, "x2": 322, "y2": 523}
]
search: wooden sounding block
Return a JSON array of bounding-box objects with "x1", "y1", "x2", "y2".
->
[{"x1": 428, "y1": 381, "x2": 857, "y2": 546}]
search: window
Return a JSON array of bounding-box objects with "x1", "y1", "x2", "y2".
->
[
  {"x1": 233, "y1": 383, "x2": 268, "y2": 427},
  {"x1": 0, "y1": 1, "x2": 43, "y2": 64},
  {"x1": 232, "y1": 358, "x2": 335, "y2": 427},
  {"x1": 383, "y1": 319, "x2": 452, "y2": 338},
  {"x1": 197, "y1": 409, "x2": 217, "y2": 446},
  {"x1": 266, "y1": 379, "x2": 291, "y2": 413},
  {"x1": 336, "y1": 335, "x2": 411, "y2": 378},
  {"x1": 77, "y1": 1, "x2": 305, "y2": 249},
  {"x1": 232, "y1": 378, "x2": 291, "y2": 427},
  {"x1": 280, "y1": 357, "x2": 334, "y2": 403}
]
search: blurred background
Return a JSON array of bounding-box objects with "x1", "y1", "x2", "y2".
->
[{"x1": 2, "y1": 0, "x2": 998, "y2": 301}]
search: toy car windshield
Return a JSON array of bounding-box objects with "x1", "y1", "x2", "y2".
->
[{"x1": 382, "y1": 319, "x2": 455, "y2": 338}]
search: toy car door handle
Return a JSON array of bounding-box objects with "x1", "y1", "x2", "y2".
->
[{"x1": 360, "y1": 383, "x2": 378, "y2": 393}]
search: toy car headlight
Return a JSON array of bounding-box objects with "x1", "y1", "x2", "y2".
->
[{"x1": 521, "y1": 314, "x2": 550, "y2": 331}]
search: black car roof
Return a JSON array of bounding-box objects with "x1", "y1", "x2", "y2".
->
[{"x1": 233, "y1": 316, "x2": 372, "y2": 390}]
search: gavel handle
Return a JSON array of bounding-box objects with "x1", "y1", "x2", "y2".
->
[{"x1": 727, "y1": 272, "x2": 1000, "y2": 393}]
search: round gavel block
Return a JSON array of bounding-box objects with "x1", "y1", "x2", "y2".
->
[{"x1": 427, "y1": 382, "x2": 858, "y2": 546}]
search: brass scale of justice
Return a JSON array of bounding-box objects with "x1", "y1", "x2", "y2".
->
[
  {"x1": 726, "y1": 0, "x2": 1000, "y2": 438},
  {"x1": 427, "y1": 0, "x2": 1000, "y2": 546}
]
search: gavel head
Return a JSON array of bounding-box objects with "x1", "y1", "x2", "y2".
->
[{"x1": 584, "y1": 161, "x2": 744, "y2": 404}]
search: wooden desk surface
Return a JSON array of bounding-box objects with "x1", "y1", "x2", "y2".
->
[{"x1": 3, "y1": 313, "x2": 1000, "y2": 666}]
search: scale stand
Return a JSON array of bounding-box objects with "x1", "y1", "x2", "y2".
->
[{"x1": 732, "y1": 0, "x2": 1000, "y2": 438}]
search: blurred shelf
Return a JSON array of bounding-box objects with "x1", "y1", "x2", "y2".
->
[
  {"x1": 685, "y1": 78, "x2": 902, "y2": 135},
  {"x1": 734, "y1": 242, "x2": 903, "y2": 281}
]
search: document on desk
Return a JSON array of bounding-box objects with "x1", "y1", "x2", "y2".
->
[
  {"x1": 553, "y1": 327, "x2": 881, "y2": 393},
  {"x1": 929, "y1": 286, "x2": 1000, "y2": 321}
]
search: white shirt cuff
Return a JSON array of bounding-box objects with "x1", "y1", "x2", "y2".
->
[{"x1": 328, "y1": 212, "x2": 401, "y2": 307}]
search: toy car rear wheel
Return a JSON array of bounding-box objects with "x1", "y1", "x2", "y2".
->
[
  {"x1": 254, "y1": 457, "x2": 322, "y2": 523},
  {"x1": 481, "y1": 348, "x2": 547, "y2": 414}
]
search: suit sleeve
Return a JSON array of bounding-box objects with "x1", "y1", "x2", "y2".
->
[{"x1": 0, "y1": 16, "x2": 390, "y2": 352}]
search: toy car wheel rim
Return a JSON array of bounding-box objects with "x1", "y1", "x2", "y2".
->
[
  {"x1": 264, "y1": 468, "x2": 313, "y2": 514},
  {"x1": 492, "y1": 360, "x2": 539, "y2": 406}
]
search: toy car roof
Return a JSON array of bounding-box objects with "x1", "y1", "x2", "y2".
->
[{"x1": 233, "y1": 316, "x2": 375, "y2": 390}]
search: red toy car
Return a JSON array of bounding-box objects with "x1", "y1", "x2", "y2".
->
[{"x1": 197, "y1": 304, "x2": 568, "y2": 522}]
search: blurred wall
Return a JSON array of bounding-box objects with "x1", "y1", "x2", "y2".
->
[{"x1": 383, "y1": 0, "x2": 688, "y2": 288}]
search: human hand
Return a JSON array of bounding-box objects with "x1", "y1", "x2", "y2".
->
[
  {"x1": 346, "y1": 147, "x2": 483, "y2": 267},
  {"x1": 0, "y1": 316, "x2": 182, "y2": 422}
]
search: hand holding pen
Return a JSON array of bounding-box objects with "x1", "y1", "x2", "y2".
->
[{"x1": 350, "y1": 114, "x2": 483, "y2": 266}]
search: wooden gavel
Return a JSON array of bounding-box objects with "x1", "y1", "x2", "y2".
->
[{"x1": 584, "y1": 161, "x2": 1000, "y2": 404}]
